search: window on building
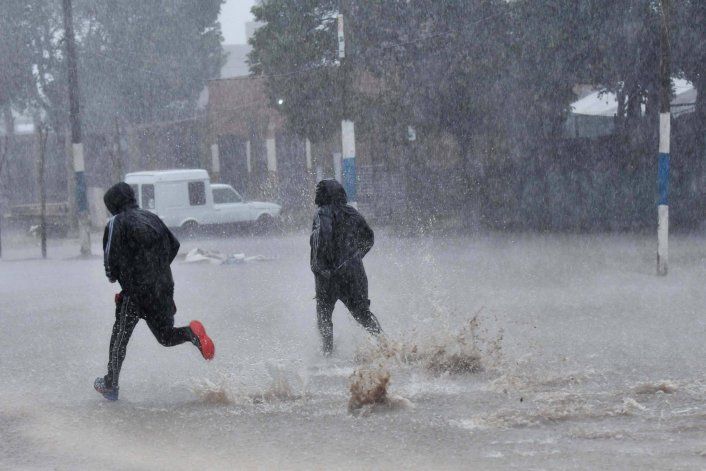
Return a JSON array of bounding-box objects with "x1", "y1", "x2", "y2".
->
[
  {"x1": 188, "y1": 181, "x2": 206, "y2": 206},
  {"x1": 141, "y1": 184, "x2": 155, "y2": 209}
]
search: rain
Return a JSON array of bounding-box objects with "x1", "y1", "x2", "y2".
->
[{"x1": 1, "y1": 0, "x2": 705, "y2": 469}]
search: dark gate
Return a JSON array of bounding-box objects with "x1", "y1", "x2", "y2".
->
[{"x1": 218, "y1": 134, "x2": 248, "y2": 194}]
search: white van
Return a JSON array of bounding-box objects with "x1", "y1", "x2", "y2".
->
[{"x1": 124, "y1": 169, "x2": 281, "y2": 231}]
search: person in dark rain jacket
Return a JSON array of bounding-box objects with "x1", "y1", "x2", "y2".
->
[
  {"x1": 310, "y1": 179, "x2": 382, "y2": 355},
  {"x1": 94, "y1": 182, "x2": 214, "y2": 400}
]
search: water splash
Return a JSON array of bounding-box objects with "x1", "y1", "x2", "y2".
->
[
  {"x1": 355, "y1": 313, "x2": 502, "y2": 375},
  {"x1": 192, "y1": 377, "x2": 234, "y2": 405},
  {"x1": 347, "y1": 364, "x2": 413, "y2": 416},
  {"x1": 191, "y1": 364, "x2": 307, "y2": 406}
]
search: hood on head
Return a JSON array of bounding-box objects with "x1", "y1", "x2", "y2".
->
[
  {"x1": 315, "y1": 179, "x2": 347, "y2": 206},
  {"x1": 104, "y1": 182, "x2": 138, "y2": 215}
]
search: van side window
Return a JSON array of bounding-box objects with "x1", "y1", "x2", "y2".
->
[
  {"x1": 141, "y1": 184, "x2": 155, "y2": 209},
  {"x1": 188, "y1": 181, "x2": 206, "y2": 206}
]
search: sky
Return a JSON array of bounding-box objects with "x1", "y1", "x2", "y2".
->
[{"x1": 219, "y1": 0, "x2": 258, "y2": 45}]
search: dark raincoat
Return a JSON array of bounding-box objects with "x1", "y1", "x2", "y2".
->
[
  {"x1": 102, "y1": 182, "x2": 180, "y2": 315},
  {"x1": 309, "y1": 179, "x2": 381, "y2": 353}
]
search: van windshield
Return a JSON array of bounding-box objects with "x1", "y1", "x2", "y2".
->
[{"x1": 213, "y1": 187, "x2": 243, "y2": 204}]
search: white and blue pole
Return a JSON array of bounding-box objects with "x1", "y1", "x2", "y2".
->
[
  {"x1": 657, "y1": 113, "x2": 669, "y2": 276},
  {"x1": 341, "y1": 120, "x2": 357, "y2": 205},
  {"x1": 657, "y1": 0, "x2": 670, "y2": 276},
  {"x1": 338, "y1": 13, "x2": 357, "y2": 206}
]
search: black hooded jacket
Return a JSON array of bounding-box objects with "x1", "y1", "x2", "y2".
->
[
  {"x1": 103, "y1": 183, "x2": 180, "y2": 306},
  {"x1": 310, "y1": 179, "x2": 374, "y2": 277}
]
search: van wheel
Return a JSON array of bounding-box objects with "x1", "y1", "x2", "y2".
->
[
  {"x1": 254, "y1": 214, "x2": 275, "y2": 235},
  {"x1": 181, "y1": 221, "x2": 199, "y2": 238}
]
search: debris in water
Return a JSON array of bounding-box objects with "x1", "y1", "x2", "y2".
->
[
  {"x1": 193, "y1": 378, "x2": 233, "y2": 405},
  {"x1": 183, "y1": 247, "x2": 275, "y2": 265},
  {"x1": 620, "y1": 397, "x2": 647, "y2": 414},
  {"x1": 348, "y1": 365, "x2": 413, "y2": 416},
  {"x1": 633, "y1": 381, "x2": 677, "y2": 395}
]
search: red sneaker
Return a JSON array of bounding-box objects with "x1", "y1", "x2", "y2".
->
[{"x1": 189, "y1": 321, "x2": 215, "y2": 360}]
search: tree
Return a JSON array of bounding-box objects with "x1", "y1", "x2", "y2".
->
[
  {"x1": 76, "y1": 0, "x2": 225, "y2": 132},
  {"x1": 3, "y1": 0, "x2": 226, "y2": 141},
  {"x1": 0, "y1": 3, "x2": 35, "y2": 114},
  {"x1": 249, "y1": 0, "x2": 344, "y2": 142},
  {"x1": 674, "y1": 0, "x2": 706, "y2": 128}
]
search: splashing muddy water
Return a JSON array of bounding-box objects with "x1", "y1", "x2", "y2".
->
[
  {"x1": 355, "y1": 313, "x2": 503, "y2": 375},
  {"x1": 347, "y1": 365, "x2": 414, "y2": 416},
  {"x1": 192, "y1": 365, "x2": 307, "y2": 406}
]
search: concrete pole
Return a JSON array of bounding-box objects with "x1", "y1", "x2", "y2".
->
[
  {"x1": 657, "y1": 0, "x2": 670, "y2": 276},
  {"x1": 333, "y1": 152, "x2": 342, "y2": 183},
  {"x1": 266, "y1": 129, "x2": 277, "y2": 173},
  {"x1": 316, "y1": 165, "x2": 323, "y2": 182},
  {"x1": 246, "y1": 140, "x2": 252, "y2": 174},
  {"x1": 266, "y1": 137, "x2": 277, "y2": 173},
  {"x1": 305, "y1": 138, "x2": 312, "y2": 170},
  {"x1": 210, "y1": 142, "x2": 220, "y2": 182},
  {"x1": 265, "y1": 125, "x2": 277, "y2": 200},
  {"x1": 341, "y1": 121, "x2": 357, "y2": 204},
  {"x1": 338, "y1": 13, "x2": 357, "y2": 206}
]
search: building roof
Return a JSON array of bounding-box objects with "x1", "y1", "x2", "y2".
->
[
  {"x1": 125, "y1": 169, "x2": 209, "y2": 182},
  {"x1": 570, "y1": 78, "x2": 696, "y2": 117}
]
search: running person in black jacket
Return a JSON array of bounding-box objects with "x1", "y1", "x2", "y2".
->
[
  {"x1": 94, "y1": 183, "x2": 214, "y2": 400},
  {"x1": 310, "y1": 179, "x2": 382, "y2": 355}
]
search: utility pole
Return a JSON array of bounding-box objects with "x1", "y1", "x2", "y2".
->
[
  {"x1": 62, "y1": 0, "x2": 91, "y2": 256},
  {"x1": 36, "y1": 120, "x2": 49, "y2": 259},
  {"x1": 657, "y1": 0, "x2": 670, "y2": 276},
  {"x1": 338, "y1": 10, "x2": 357, "y2": 206}
]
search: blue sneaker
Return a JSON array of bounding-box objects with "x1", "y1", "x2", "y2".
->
[{"x1": 94, "y1": 377, "x2": 119, "y2": 401}]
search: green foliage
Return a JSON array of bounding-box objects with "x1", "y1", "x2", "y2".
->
[
  {"x1": 0, "y1": 1, "x2": 66, "y2": 125},
  {"x1": 77, "y1": 0, "x2": 225, "y2": 131},
  {"x1": 249, "y1": 0, "x2": 704, "y2": 231},
  {"x1": 0, "y1": 2, "x2": 35, "y2": 112},
  {"x1": 674, "y1": 0, "x2": 706, "y2": 119},
  {"x1": 2, "y1": 0, "x2": 225, "y2": 132},
  {"x1": 249, "y1": 0, "x2": 342, "y2": 142},
  {"x1": 249, "y1": 0, "x2": 589, "y2": 154}
]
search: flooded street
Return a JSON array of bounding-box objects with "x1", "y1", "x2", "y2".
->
[{"x1": 2, "y1": 232, "x2": 706, "y2": 470}]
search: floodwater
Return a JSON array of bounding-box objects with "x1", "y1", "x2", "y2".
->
[{"x1": 2, "y1": 231, "x2": 706, "y2": 470}]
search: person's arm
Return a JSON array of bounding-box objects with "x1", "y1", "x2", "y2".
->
[
  {"x1": 357, "y1": 214, "x2": 374, "y2": 258},
  {"x1": 103, "y1": 217, "x2": 120, "y2": 283},
  {"x1": 310, "y1": 207, "x2": 335, "y2": 276},
  {"x1": 165, "y1": 225, "x2": 180, "y2": 263}
]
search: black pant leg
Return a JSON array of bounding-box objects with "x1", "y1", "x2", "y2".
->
[
  {"x1": 106, "y1": 294, "x2": 140, "y2": 388},
  {"x1": 316, "y1": 300, "x2": 335, "y2": 354},
  {"x1": 315, "y1": 274, "x2": 337, "y2": 354},
  {"x1": 142, "y1": 297, "x2": 195, "y2": 347},
  {"x1": 343, "y1": 299, "x2": 382, "y2": 335},
  {"x1": 340, "y1": 264, "x2": 382, "y2": 335}
]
